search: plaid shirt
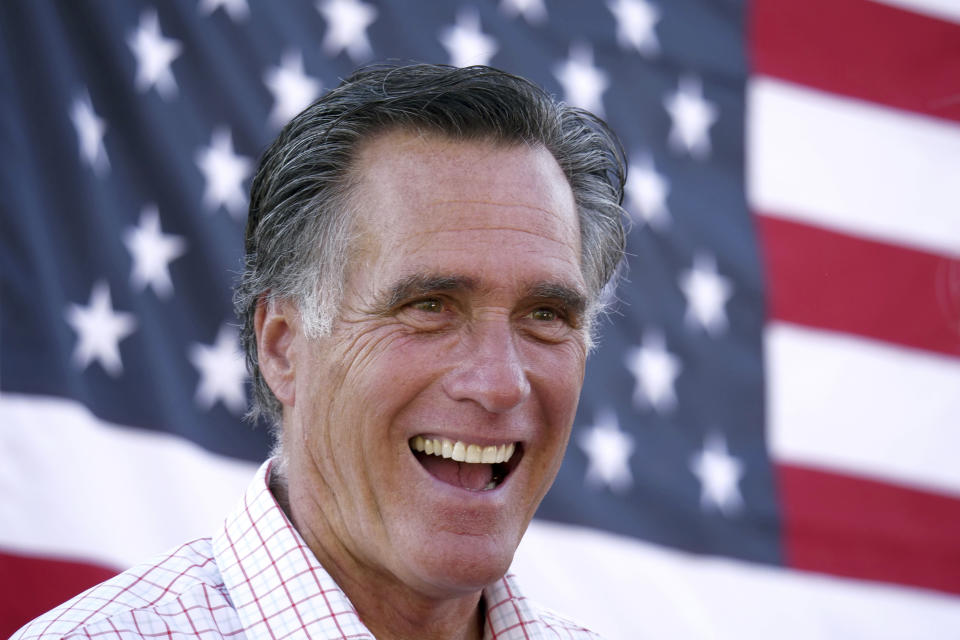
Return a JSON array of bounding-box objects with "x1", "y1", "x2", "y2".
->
[{"x1": 13, "y1": 460, "x2": 602, "y2": 639}]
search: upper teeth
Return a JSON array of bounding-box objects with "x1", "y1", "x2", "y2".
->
[{"x1": 410, "y1": 436, "x2": 516, "y2": 464}]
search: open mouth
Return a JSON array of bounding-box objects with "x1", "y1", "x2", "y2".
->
[{"x1": 410, "y1": 436, "x2": 521, "y2": 492}]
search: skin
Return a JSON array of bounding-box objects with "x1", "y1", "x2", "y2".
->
[{"x1": 255, "y1": 129, "x2": 589, "y2": 640}]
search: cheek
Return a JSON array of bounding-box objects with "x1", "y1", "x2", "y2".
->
[
  {"x1": 364, "y1": 330, "x2": 458, "y2": 387},
  {"x1": 532, "y1": 348, "x2": 585, "y2": 456},
  {"x1": 322, "y1": 328, "x2": 449, "y2": 430},
  {"x1": 530, "y1": 341, "x2": 586, "y2": 410}
]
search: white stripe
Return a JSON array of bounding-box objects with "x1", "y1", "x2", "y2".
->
[
  {"x1": 765, "y1": 323, "x2": 960, "y2": 495},
  {"x1": 4, "y1": 394, "x2": 959, "y2": 638},
  {"x1": 871, "y1": 0, "x2": 960, "y2": 24},
  {"x1": 0, "y1": 393, "x2": 259, "y2": 568},
  {"x1": 514, "y1": 520, "x2": 960, "y2": 640},
  {"x1": 747, "y1": 77, "x2": 960, "y2": 257}
]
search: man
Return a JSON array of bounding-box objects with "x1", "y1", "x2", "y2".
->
[{"x1": 15, "y1": 63, "x2": 627, "y2": 640}]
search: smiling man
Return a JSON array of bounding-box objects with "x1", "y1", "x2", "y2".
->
[{"x1": 14, "y1": 64, "x2": 627, "y2": 640}]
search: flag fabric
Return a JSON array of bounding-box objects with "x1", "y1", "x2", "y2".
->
[{"x1": 1, "y1": 1, "x2": 959, "y2": 638}]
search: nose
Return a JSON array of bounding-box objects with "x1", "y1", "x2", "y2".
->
[{"x1": 442, "y1": 317, "x2": 531, "y2": 413}]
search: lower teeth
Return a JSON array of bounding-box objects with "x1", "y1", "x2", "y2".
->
[{"x1": 482, "y1": 469, "x2": 505, "y2": 491}]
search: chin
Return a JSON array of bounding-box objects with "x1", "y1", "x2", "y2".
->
[{"x1": 402, "y1": 529, "x2": 518, "y2": 597}]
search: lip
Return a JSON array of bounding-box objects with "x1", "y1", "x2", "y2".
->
[
  {"x1": 411, "y1": 432, "x2": 523, "y2": 449},
  {"x1": 405, "y1": 434, "x2": 525, "y2": 499}
]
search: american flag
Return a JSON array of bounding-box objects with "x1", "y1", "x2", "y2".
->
[{"x1": 2, "y1": 0, "x2": 959, "y2": 637}]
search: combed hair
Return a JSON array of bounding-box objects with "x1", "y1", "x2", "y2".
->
[{"x1": 234, "y1": 63, "x2": 628, "y2": 434}]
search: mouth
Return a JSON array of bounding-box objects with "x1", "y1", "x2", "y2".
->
[{"x1": 409, "y1": 435, "x2": 522, "y2": 492}]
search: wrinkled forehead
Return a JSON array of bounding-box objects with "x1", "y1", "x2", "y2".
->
[{"x1": 345, "y1": 128, "x2": 580, "y2": 249}]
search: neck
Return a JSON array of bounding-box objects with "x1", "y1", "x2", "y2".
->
[
  {"x1": 332, "y1": 563, "x2": 486, "y2": 640},
  {"x1": 270, "y1": 474, "x2": 486, "y2": 640}
]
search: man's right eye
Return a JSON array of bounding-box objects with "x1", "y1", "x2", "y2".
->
[
  {"x1": 410, "y1": 298, "x2": 444, "y2": 313},
  {"x1": 397, "y1": 297, "x2": 456, "y2": 332}
]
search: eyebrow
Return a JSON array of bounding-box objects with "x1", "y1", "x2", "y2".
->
[
  {"x1": 380, "y1": 273, "x2": 479, "y2": 311},
  {"x1": 377, "y1": 272, "x2": 587, "y2": 318},
  {"x1": 527, "y1": 282, "x2": 588, "y2": 319}
]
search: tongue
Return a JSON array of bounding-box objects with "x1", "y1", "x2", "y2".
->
[{"x1": 420, "y1": 456, "x2": 494, "y2": 491}]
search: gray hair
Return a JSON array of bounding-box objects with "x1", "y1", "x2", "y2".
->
[{"x1": 234, "y1": 63, "x2": 627, "y2": 433}]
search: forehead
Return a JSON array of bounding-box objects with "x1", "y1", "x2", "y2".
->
[{"x1": 347, "y1": 129, "x2": 581, "y2": 265}]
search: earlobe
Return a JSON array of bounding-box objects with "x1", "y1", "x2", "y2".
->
[{"x1": 254, "y1": 296, "x2": 297, "y2": 406}]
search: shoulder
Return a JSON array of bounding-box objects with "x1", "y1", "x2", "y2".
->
[{"x1": 11, "y1": 538, "x2": 242, "y2": 640}]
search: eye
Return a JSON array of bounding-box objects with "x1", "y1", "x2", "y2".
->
[
  {"x1": 529, "y1": 307, "x2": 558, "y2": 322},
  {"x1": 396, "y1": 297, "x2": 457, "y2": 332},
  {"x1": 521, "y1": 305, "x2": 576, "y2": 343},
  {"x1": 410, "y1": 298, "x2": 445, "y2": 313}
]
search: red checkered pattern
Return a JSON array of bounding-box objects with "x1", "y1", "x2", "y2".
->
[{"x1": 12, "y1": 461, "x2": 603, "y2": 639}]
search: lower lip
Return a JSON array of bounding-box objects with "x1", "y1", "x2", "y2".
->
[{"x1": 409, "y1": 450, "x2": 514, "y2": 499}]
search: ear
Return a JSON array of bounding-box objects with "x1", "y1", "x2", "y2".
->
[{"x1": 254, "y1": 296, "x2": 297, "y2": 406}]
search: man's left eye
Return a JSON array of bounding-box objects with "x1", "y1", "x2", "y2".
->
[
  {"x1": 529, "y1": 308, "x2": 558, "y2": 322},
  {"x1": 522, "y1": 306, "x2": 575, "y2": 342}
]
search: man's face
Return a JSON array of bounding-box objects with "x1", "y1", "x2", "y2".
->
[{"x1": 278, "y1": 130, "x2": 588, "y2": 599}]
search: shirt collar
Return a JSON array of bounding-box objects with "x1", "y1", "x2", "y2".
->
[
  {"x1": 212, "y1": 459, "x2": 373, "y2": 639},
  {"x1": 213, "y1": 458, "x2": 554, "y2": 640}
]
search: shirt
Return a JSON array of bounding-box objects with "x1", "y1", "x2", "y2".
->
[{"x1": 12, "y1": 460, "x2": 603, "y2": 640}]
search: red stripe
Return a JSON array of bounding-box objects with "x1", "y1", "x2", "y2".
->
[
  {"x1": 777, "y1": 463, "x2": 960, "y2": 595},
  {"x1": 751, "y1": 0, "x2": 960, "y2": 123},
  {"x1": 0, "y1": 551, "x2": 117, "y2": 638},
  {"x1": 757, "y1": 214, "x2": 960, "y2": 358}
]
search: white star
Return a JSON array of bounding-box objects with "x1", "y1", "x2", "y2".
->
[
  {"x1": 198, "y1": 0, "x2": 249, "y2": 21},
  {"x1": 578, "y1": 409, "x2": 635, "y2": 493},
  {"x1": 265, "y1": 50, "x2": 322, "y2": 128},
  {"x1": 123, "y1": 204, "x2": 187, "y2": 299},
  {"x1": 625, "y1": 152, "x2": 670, "y2": 229},
  {"x1": 65, "y1": 281, "x2": 137, "y2": 377},
  {"x1": 607, "y1": 0, "x2": 660, "y2": 57},
  {"x1": 440, "y1": 8, "x2": 498, "y2": 68},
  {"x1": 679, "y1": 252, "x2": 733, "y2": 336},
  {"x1": 689, "y1": 430, "x2": 744, "y2": 517},
  {"x1": 195, "y1": 127, "x2": 253, "y2": 219},
  {"x1": 189, "y1": 325, "x2": 247, "y2": 415},
  {"x1": 554, "y1": 43, "x2": 609, "y2": 117},
  {"x1": 69, "y1": 92, "x2": 109, "y2": 176},
  {"x1": 624, "y1": 329, "x2": 681, "y2": 414},
  {"x1": 317, "y1": 0, "x2": 378, "y2": 62},
  {"x1": 664, "y1": 75, "x2": 718, "y2": 159},
  {"x1": 127, "y1": 9, "x2": 182, "y2": 99},
  {"x1": 499, "y1": 0, "x2": 547, "y2": 24}
]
